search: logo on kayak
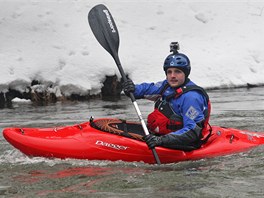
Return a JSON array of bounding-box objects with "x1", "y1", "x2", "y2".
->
[
  {"x1": 95, "y1": 140, "x2": 129, "y2": 150},
  {"x1": 103, "y1": 10, "x2": 116, "y2": 33}
]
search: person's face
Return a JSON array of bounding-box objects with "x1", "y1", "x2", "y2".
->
[{"x1": 166, "y1": 68, "x2": 185, "y2": 88}]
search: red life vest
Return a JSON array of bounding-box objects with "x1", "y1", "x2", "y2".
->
[{"x1": 147, "y1": 84, "x2": 211, "y2": 140}]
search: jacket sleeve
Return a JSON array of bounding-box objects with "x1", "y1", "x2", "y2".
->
[{"x1": 133, "y1": 81, "x2": 165, "y2": 100}]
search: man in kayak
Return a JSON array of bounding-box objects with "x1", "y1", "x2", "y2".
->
[{"x1": 123, "y1": 42, "x2": 211, "y2": 151}]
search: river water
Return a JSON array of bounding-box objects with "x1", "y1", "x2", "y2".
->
[{"x1": 1, "y1": 87, "x2": 264, "y2": 198}]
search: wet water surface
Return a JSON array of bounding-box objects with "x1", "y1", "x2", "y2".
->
[{"x1": 1, "y1": 87, "x2": 264, "y2": 197}]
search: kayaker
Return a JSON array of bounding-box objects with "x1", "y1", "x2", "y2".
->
[{"x1": 122, "y1": 42, "x2": 211, "y2": 151}]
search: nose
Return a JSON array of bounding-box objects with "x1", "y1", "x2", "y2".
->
[{"x1": 170, "y1": 71, "x2": 177, "y2": 77}]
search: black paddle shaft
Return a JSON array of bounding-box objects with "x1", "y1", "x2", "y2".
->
[{"x1": 88, "y1": 4, "x2": 161, "y2": 164}]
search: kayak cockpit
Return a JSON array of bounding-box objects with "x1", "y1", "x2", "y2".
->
[{"x1": 90, "y1": 117, "x2": 145, "y2": 141}]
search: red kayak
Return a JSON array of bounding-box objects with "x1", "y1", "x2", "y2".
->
[{"x1": 3, "y1": 118, "x2": 264, "y2": 164}]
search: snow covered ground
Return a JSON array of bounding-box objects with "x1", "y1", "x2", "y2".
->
[{"x1": 1, "y1": 0, "x2": 264, "y2": 100}]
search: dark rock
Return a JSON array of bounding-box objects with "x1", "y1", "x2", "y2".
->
[
  {"x1": 101, "y1": 75, "x2": 122, "y2": 99},
  {"x1": 0, "y1": 92, "x2": 5, "y2": 108}
]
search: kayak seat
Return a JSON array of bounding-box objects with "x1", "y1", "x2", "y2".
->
[{"x1": 90, "y1": 118, "x2": 145, "y2": 141}]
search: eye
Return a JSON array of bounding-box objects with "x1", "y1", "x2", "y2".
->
[
  {"x1": 175, "y1": 70, "x2": 182, "y2": 74},
  {"x1": 167, "y1": 70, "x2": 172, "y2": 74}
]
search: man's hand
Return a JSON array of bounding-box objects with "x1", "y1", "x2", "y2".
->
[
  {"x1": 122, "y1": 79, "x2": 135, "y2": 96},
  {"x1": 144, "y1": 134, "x2": 163, "y2": 149}
]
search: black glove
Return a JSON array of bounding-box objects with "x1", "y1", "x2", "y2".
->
[
  {"x1": 122, "y1": 78, "x2": 135, "y2": 96},
  {"x1": 144, "y1": 134, "x2": 163, "y2": 149}
]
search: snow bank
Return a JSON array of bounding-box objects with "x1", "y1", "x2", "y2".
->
[{"x1": 0, "y1": 0, "x2": 264, "y2": 99}]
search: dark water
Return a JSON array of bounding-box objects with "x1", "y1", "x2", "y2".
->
[{"x1": 1, "y1": 87, "x2": 264, "y2": 198}]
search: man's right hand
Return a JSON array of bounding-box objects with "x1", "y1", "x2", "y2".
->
[
  {"x1": 122, "y1": 79, "x2": 135, "y2": 96},
  {"x1": 143, "y1": 134, "x2": 163, "y2": 149}
]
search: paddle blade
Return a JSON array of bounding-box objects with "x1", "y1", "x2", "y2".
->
[{"x1": 88, "y1": 4, "x2": 120, "y2": 60}]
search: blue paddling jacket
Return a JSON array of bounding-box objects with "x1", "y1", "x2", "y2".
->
[{"x1": 133, "y1": 79, "x2": 211, "y2": 151}]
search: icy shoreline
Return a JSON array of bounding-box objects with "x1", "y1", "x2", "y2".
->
[
  {"x1": 0, "y1": 75, "x2": 123, "y2": 108},
  {"x1": 1, "y1": 74, "x2": 263, "y2": 109}
]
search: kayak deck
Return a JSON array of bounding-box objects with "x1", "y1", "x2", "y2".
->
[{"x1": 3, "y1": 118, "x2": 264, "y2": 164}]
